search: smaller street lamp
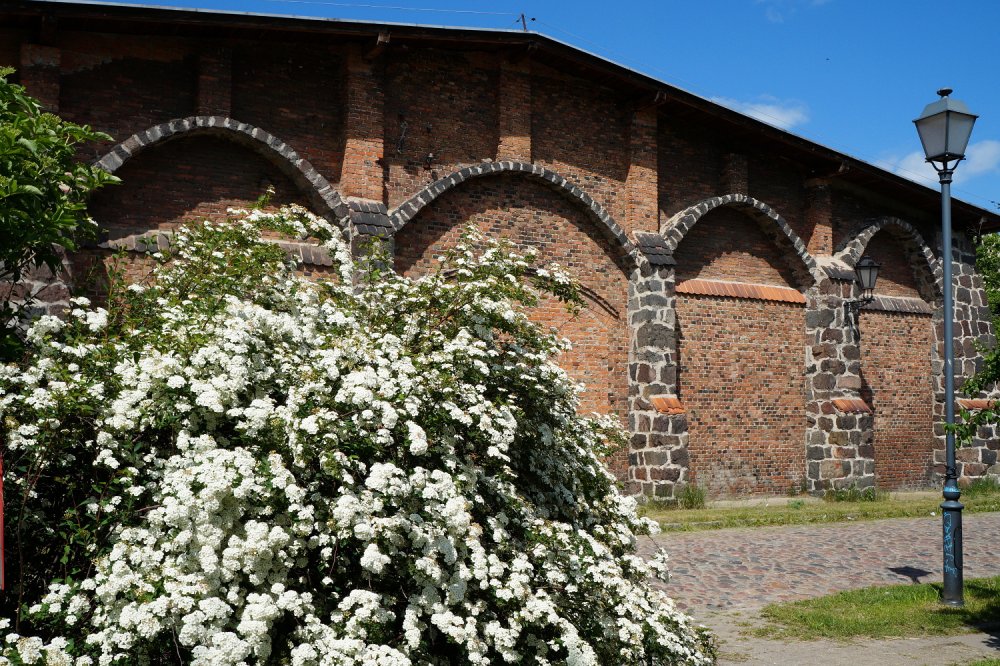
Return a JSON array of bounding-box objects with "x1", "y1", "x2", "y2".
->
[
  {"x1": 854, "y1": 256, "x2": 880, "y2": 303},
  {"x1": 914, "y1": 88, "x2": 978, "y2": 607},
  {"x1": 846, "y1": 256, "x2": 880, "y2": 339}
]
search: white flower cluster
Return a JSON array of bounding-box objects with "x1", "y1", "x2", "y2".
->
[{"x1": 0, "y1": 207, "x2": 714, "y2": 664}]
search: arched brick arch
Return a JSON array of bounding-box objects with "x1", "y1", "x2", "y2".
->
[
  {"x1": 662, "y1": 193, "x2": 823, "y2": 288},
  {"x1": 839, "y1": 217, "x2": 942, "y2": 302},
  {"x1": 389, "y1": 161, "x2": 641, "y2": 271},
  {"x1": 94, "y1": 116, "x2": 351, "y2": 226}
]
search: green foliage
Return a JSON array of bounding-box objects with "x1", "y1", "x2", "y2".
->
[
  {"x1": 976, "y1": 232, "x2": 1000, "y2": 321},
  {"x1": 676, "y1": 483, "x2": 706, "y2": 510},
  {"x1": 953, "y1": 231, "x2": 1000, "y2": 444},
  {"x1": 822, "y1": 484, "x2": 887, "y2": 503},
  {"x1": 0, "y1": 66, "x2": 118, "y2": 360},
  {"x1": 961, "y1": 476, "x2": 1000, "y2": 498}
]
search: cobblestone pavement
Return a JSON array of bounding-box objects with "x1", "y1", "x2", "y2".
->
[
  {"x1": 640, "y1": 512, "x2": 1000, "y2": 614},
  {"x1": 638, "y1": 513, "x2": 1000, "y2": 665}
]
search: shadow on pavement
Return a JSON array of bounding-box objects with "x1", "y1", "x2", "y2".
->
[{"x1": 888, "y1": 566, "x2": 933, "y2": 583}]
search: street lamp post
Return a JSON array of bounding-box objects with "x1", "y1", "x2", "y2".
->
[{"x1": 914, "y1": 88, "x2": 978, "y2": 607}]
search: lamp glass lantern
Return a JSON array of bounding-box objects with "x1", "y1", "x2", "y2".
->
[
  {"x1": 854, "y1": 256, "x2": 880, "y2": 303},
  {"x1": 914, "y1": 88, "x2": 978, "y2": 167}
]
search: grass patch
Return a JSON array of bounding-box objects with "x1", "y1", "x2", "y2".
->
[
  {"x1": 822, "y1": 485, "x2": 888, "y2": 503},
  {"x1": 676, "y1": 483, "x2": 706, "y2": 510},
  {"x1": 755, "y1": 576, "x2": 1000, "y2": 640},
  {"x1": 640, "y1": 483, "x2": 1000, "y2": 532}
]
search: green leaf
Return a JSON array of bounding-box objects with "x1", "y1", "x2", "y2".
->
[{"x1": 16, "y1": 136, "x2": 38, "y2": 154}]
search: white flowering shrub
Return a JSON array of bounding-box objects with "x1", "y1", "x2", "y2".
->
[{"x1": 0, "y1": 206, "x2": 714, "y2": 665}]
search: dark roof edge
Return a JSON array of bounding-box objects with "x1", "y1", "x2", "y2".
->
[{"x1": 13, "y1": 0, "x2": 1000, "y2": 231}]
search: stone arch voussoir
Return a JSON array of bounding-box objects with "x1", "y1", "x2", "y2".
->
[
  {"x1": 661, "y1": 193, "x2": 823, "y2": 288},
  {"x1": 94, "y1": 116, "x2": 351, "y2": 227},
  {"x1": 388, "y1": 161, "x2": 640, "y2": 271},
  {"x1": 839, "y1": 217, "x2": 942, "y2": 301}
]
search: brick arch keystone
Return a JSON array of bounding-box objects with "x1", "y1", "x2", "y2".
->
[
  {"x1": 94, "y1": 116, "x2": 351, "y2": 226},
  {"x1": 388, "y1": 161, "x2": 641, "y2": 271},
  {"x1": 839, "y1": 217, "x2": 942, "y2": 300},
  {"x1": 661, "y1": 193, "x2": 823, "y2": 288}
]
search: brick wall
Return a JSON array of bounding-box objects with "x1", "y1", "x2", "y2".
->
[
  {"x1": 58, "y1": 34, "x2": 196, "y2": 150},
  {"x1": 747, "y1": 150, "x2": 807, "y2": 245},
  {"x1": 860, "y1": 309, "x2": 935, "y2": 489},
  {"x1": 532, "y1": 63, "x2": 629, "y2": 229},
  {"x1": 677, "y1": 295, "x2": 807, "y2": 495},
  {"x1": 231, "y1": 44, "x2": 344, "y2": 180},
  {"x1": 383, "y1": 50, "x2": 498, "y2": 208},
  {"x1": 658, "y1": 115, "x2": 723, "y2": 217}
]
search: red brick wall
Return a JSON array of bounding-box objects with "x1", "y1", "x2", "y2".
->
[
  {"x1": 231, "y1": 44, "x2": 344, "y2": 181},
  {"x1": 675, "y1": 207, "x2": 806, "y2": 496},
  {"x1": 677, "y1": 295, "x2": 807, "y2": 496},
  {"x1": 58, "y1": 33, "x2": 197, "y2": 150},
  {"x1": 658, "y1": 115, "x2": 723, "y2": 218},
  {"x1": 384, "y1": 51, "x2": 499, "y2": 208},
  {"x1": 675, "y1": 207, "x2": 803, "y2": 287},
  {"x1": 532, "y1": 64, "x2": 629, "y2": 229},
  {"x1": 393, "y1": 174, "x2": 630, "y2": 474},
  {"x1": 747, "y1": 150, "x2": 808, "y2": 244},
  {"x1": 860, "y1": 310, "x2": 935, "y2": 489},
  {"x1": 88, "y1": 135, "x2": 301, "y2": 233},
  {"x1": 0, "y1": 30, "x2": 21, "y2": 72}
]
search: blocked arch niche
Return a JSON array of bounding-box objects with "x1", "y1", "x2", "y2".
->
[
  {"x1": 390, "y1": 166, "x2": 634, "y2": 475},
  {"x1": 840, "y1": 217, "x2": 942, "y2": 304},
  {"x1": 667, "y1": 195, "x2": 819, "y2": 496},
  {"x1": 845, "y1": 217, "x2": 941, "y2": 491},
  {"x1": 662, "y1": 193, "x2": 824, "y2": 289},
  {"x1": 389, "y1": 161, "x2": 642, "y2": 272},
  {"x1": 95, "y1": 116, "x2": 351, "y2": 226}
]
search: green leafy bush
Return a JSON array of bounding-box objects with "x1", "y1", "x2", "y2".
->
[
  {"x1": 0, "y1": 67, "x2": 118, "y2": 360},
  {"x1": 0, "y1": 207, "x2": 714, "y2": 664}
]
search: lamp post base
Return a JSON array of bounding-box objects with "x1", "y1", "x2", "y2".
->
[{"x1": 941, "y1": 490, "x2": 964, "y2": 607}]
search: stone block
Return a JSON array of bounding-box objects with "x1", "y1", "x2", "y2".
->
[
  {"x1": 641, "y1": 450, "x2": 669, "y2": 466},
  {"x1": 957, "y1": 447, "x2": 982, "y2": 463},
  {"x1": 807, "y1": 445, "x2": 826, "y2": 460},
  {"x1": 649, "y1": 466, "x2": 680, "y2": 481},
  {"x1": 819, "y1": 459, "x2": 848, "y2": 479},
  {"x1": 828, "y1": 431, "x2": 848, "y2": 446}
]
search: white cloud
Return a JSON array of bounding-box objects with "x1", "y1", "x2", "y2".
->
[
  {"x1": 881, "y1": 140, "x2": 1000, "y2": 188},
  {"x1": 756, "y1": 0, "x2": 831, "y2": 23},
  {"x1": 710, "y1": 95, "x2": 809, "y2": 130},
  {"x1": 964, "y1": 140, "x2": 1000, "y2": 177}
]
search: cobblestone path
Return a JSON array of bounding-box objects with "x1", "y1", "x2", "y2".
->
[
  {"x1": 639, "y1": 512, "x2": 1000, "y2": 613},
  {"x1": 638, "y1": 512, "x2": 1000, "y2": 665}
]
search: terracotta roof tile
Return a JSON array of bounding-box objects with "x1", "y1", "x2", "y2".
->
[
  {"x1": 831, "y1": 398, "x2": 872, "y2": 414},
  {"x1": 957, "y1": 399, "x2": 997, "y2": 410},
  {"x1": 650, "y1": 394, "x2": 685, "y2": 414},
  {"x1": 676, "y1": 279, "x2": 806, "y2": 304}
]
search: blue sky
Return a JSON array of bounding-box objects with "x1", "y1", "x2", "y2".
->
[{"x1": 81, "y1": 0, "x2": 1000, "y2": 213}]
